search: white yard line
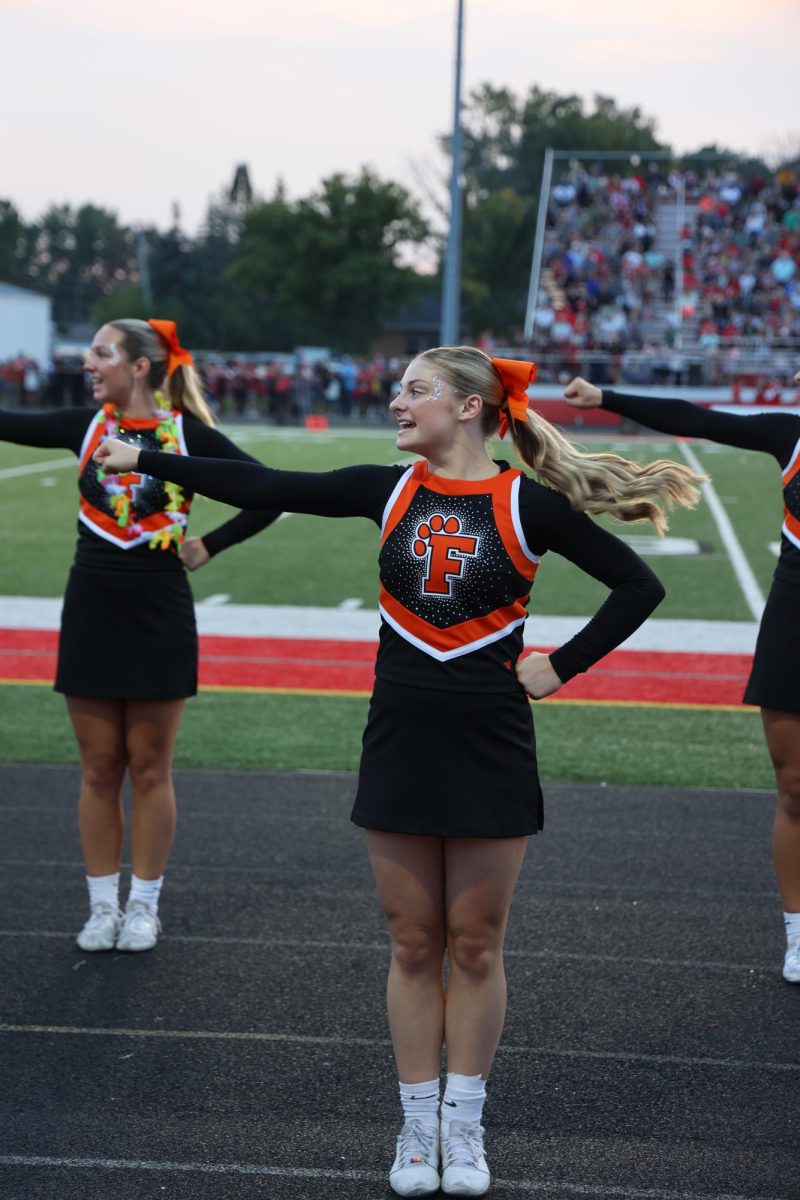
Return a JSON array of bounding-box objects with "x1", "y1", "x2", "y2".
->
[
  {"x1": 0, "y1": 1155, "x2": 778, "y2": 1199},
  {"x1": 678, "y1": 442, "x2": 766, "y2": 622},
  {"x1": 0, "y1": 928, "x2": 779, "y2": 974},
  {"x1": 1, "y1": 1022, "x2": 796, "y2": 1074},
  {"x1": 0, "y1": 456, "x2": 74, "y2": 481},
  {"x1": 0, "y1": 596, "x2": 759, "y2": 654}
]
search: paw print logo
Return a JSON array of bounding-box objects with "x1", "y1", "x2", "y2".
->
[{"x1": 412, "y1": 513, "x2": 479, "y2": 595}]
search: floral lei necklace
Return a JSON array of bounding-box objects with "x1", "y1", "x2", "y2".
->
[{"x1": 95, "y1": 394, "x2": 187, "y2": 551}]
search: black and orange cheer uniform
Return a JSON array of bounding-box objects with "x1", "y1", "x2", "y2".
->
[
  {"x1": 603, "y1": 390, "x2": 800, "y2": 713},
  {"x1": 0, "y1": 406, "x2": 279, "y2": 699},
  {"x1": 136, "y1": 448, "x2": 664, "y2": 837}
]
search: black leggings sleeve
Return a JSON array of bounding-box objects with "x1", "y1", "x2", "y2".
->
[
  {"x1": 603, "y1": 390, "x2": 800, "y2": 466},
  {"x1": 0, "y1": 407, "x2": 89, "y2": 453},
  {"x1": 138, "y1": 449, "x2": 399, "y2": 522}
]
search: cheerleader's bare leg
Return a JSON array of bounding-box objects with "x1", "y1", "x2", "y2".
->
[
  {"x1": 124, "y1": 697, "x2": 184, "y2": 880},
  {"x1": 443, "y1": 835, "x2": 528, "y2": 1076},
  {"x1": 366, "y1": 831, "x2": 447, "y2": 1082},
  {"x1": 762, "y1": 708, "x2": 800, "y2": 910},
  {"x1": 67, "y1": 695, "x2": 127, "y2": 875}
]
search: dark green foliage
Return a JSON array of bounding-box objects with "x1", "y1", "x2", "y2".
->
[
  {"x1": 450, "y1": 85, "x2": 665, "y2": 204},
  {"x1": 460, "y1": 188, "x2": 535, "y2": 340},
  {"x1": 0, "y1": 200, "x2": 34, "y2": 289},
  {"x1": 25, "y1": 203, "x2": 138, "y2": 329},
  {"x1": 228, "y1": 169, "x2": 430, "y2": 352}
]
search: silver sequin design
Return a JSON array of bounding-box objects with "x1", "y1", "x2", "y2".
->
[
  {"x1": 380, "y1": 488, "x2": 531, "y2": 629},
  {"x1": 80, "y1": 427, "x2": 176, "y2": 520}
]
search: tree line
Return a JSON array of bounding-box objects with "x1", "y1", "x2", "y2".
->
[{"x1": 1, "y1": 85, "x2": 792, "y2": 353}]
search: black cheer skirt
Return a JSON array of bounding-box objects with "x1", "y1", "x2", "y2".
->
[
  {"x1": 743, "y1": 577, "x2": 800, "y2": 713},
  {"x1": 351, "y1": 679, "x2": 544, "y2": 838},
  {"x1": 55, "y1": 564, "x2": 198, "y2": 700}
]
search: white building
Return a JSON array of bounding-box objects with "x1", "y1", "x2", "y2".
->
[{"x1": 0, "y1": 283, "x2": 52, "y2": 365}]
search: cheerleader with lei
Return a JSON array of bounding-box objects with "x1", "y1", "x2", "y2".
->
[{"x1": 0, "y1": 318, "x2": 281, "y2": 953}]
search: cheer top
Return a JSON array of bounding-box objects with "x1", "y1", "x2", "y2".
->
[
  {"x1": 137, "y1": 448, "x2": 666, "y2": 693},
  {"x1": 379, "y1": 460, "x2": 539, "y2": 662},
  {"x1": 0, "y1": 406, "x2": 281, "y2": 574},
  {"x1": 603, "y1": 391, "x2": 800, "y2": 585},
  {"x1": 782, "y1": 437, "x2": 800, "y2": 559},
  {"x1": 78, "y1": 405, "x2": 190, "y2": 552}
]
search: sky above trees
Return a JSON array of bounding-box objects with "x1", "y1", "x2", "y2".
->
[{"x1": 3, "y1": 0, "x2": 797, "y2": 233}]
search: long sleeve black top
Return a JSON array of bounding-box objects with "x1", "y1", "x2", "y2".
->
[
  {"x1": 0, "y1": 407, "x2": 281, "y2": 573},
  {"x1": 136, "y1": 447, "x2": 665, "y2": 691},
  {"x1": 603, "y1": 390, "x2": 800, "y2": 584}
]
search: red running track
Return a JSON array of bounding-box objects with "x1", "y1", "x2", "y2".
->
[{"x1": 0, "y1": 628, "x2": 753, "y2": 708}]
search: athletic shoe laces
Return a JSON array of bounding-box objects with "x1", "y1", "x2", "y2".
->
[
  {"x1": 84, "y1": 901, "x2": 119, "y2": 927},
  {"x1": 396, "y1": 1119, "x2": 437, "y2": 1165},
  {"x1": 124, "y1": 902, "x2": 160, "y2": 933},
  {"x1": 442, "y1": 1121, "x2": 485, "y2": 1168}
]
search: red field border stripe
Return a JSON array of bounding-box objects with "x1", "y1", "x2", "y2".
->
[{"x1": 0, "y1": 628, "x2": 753, "y2": 708}]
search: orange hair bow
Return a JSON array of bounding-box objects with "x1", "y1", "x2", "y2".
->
[
  {"x1": 491, "y1": 357, "x2": 537, "y2": 439},
  {"x1": 147, "y1": 319, "x2": 194, "y2": 377}
]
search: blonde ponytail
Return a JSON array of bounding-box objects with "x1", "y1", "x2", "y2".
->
[
  {"x1": 416, "y1": 345, "x2": 704, "y2": 536},
  {"x1": 508, "y1": 408, "x2": 703, "y2": 536},
  {"x1": 163, "y1": 363, "x2": 217, "y2": 428}
]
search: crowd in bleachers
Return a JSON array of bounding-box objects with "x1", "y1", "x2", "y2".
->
[
  {"x1": 531, "y1": 162, "x2": 673, "y2": 361},
  {"x1": 528, "y1": 162, "x2": 800, "y2": 386},
  {"x1": 3, "y1": 163, "x2": 799, "y2": 406}
]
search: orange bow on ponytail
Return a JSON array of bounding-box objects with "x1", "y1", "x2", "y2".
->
[
  {"x1": 491, "y1": 357, "x2": 537, "y2": 439},
  {"x1": 147, "y1": 319, "x2": 194, "y2": 377}
]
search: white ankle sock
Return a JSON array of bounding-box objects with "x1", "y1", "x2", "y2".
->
[
  {"x1": 128, "y1": 874, "x2": 164, "y2": 914},
  {"x1": 86, "y1": 873, "x2": 119, "y2": 910},
  {"x1": 399, "y1": 1078, "x2": 440, "y2": 1130},
  {"x1": 784, "y1": 911, "x2": 800, "y2": 946},
  {"x1": 441, "y1": 1072, "x2": 486, "y2": 1131}
]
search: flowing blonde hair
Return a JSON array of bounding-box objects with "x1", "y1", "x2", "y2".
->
[
  {"x1": 417, "y1": 346, "x2": 704, "y2": 536},
  {"x1": 109, "y1": 319, "x2": 216, "y2": 427}
]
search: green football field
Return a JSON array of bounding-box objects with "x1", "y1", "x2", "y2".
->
[{"x1": 0, "y1": 421, "x2": 784, "y2": 789}]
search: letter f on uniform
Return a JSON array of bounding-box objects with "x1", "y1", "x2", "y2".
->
[{"x1": 413, "y1": 514, "x2": 479, "y2": 596}]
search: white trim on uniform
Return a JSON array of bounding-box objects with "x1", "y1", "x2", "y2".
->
[
  {"x1": 781, "y1": 435, "x2": 800, "y2": 481},
  {"x1": 509, "y1": 475, "x2": 542, "y2": 564},
  {"x1": 78, "y1": 508, "x2": 188, "y2": 550},
  {"x1": 378, "y1": 604, "x2": 528, "y2": 662},
  {"x1": 380, "y1": 466, "x2": 414, "y2": 536},
  {"x1": 77, "y1": 411, "x2": 99, "y2": 465},
  {"x1": 173, "y1": 411, "x2": 188, "y2": 456}
]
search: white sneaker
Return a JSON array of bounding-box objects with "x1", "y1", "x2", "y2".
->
[
  {"x1": 389, "y1": 1119, "x2": 441, "y2": 1197},
  {"x1": 76, "y1": 901, "x2": 122, "y2": 951},
  {"x1": 441, "y1": 1120, "x2": 490, "y2": 1196},
  {"x1": 783, "y1": 941, "x2": 800, "y2": 983},
  {"x1": 116, "y1": 900, "x2": 161, "y2": 952}
]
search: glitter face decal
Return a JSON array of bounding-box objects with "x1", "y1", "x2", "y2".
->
[
  {"x1": 88, "y1": 342, "x2": 121, "y2": 367},
  {"x1": 429, "y1": 376, "x2": 444, "y2": 402}
]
